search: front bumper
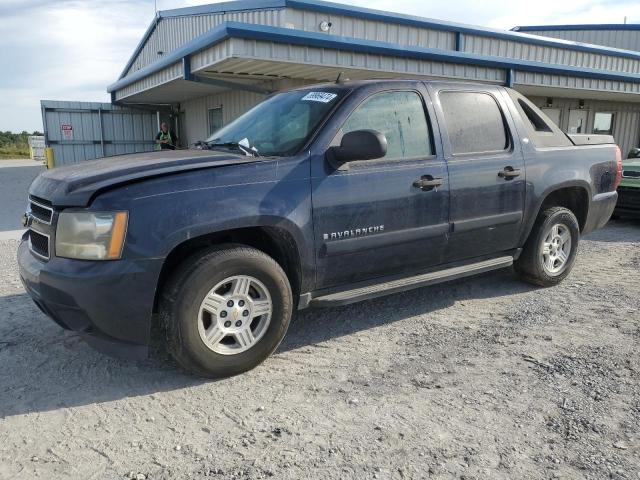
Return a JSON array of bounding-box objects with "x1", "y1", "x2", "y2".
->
[
  {"x1": 583, "y1": 191, "x2": 618, "y2": 235},
  {"x1": 614, "y1": 186, "x2": 640, "y2": 217},
  {"x1": 18, "y1": 238, "x2": 164, "y2": 359}
]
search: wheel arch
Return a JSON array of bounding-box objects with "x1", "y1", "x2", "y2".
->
[
  {"x1": 521, "y1": 182, "x2": 591, "y2": 245},
  {"x1": 152, "y1": 224, "x2": 304, "y2": 314}
]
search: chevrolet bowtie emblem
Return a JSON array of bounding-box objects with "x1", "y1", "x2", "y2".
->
[{"x1": 22, "y1": 212, "x2": 32, "y2": 228}]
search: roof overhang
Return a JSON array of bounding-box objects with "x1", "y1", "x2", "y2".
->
[
  {"x1": 108, "y1": 21, "x2": 640, "y2": 104},
  {"x1": 513, "y1": 24, "x2": 640, "y2": 32},
  {"x1": 118, "y1": 0, "x2": 640, "y2": 81}
]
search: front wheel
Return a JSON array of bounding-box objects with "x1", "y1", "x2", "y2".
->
[
  {"x1": 515, "y1": 207, "x2": 580, "y2": 287},
  {"x1": 160, "y1": 246, "x2": 293, "y2": 378}
]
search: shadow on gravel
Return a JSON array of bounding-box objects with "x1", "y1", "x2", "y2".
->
[
  {"x1": 0, "y1": 268, "x2": 536, "y2": 418},
  {"x1": 281, "y1": 267, "x2": 535, "y2": 353},
  {"x1": 583, "y1": 218, "x2": 640, "y2": 243}
]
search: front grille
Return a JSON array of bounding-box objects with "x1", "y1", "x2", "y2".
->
[
  {"x1": 622, "y1": 169, "x2": 640, "y2": 179},
  {"x1": 29, "y1": 230, "x2": 50, "y2": 260},
  {"x1": 29, "y1": 196, "x2": 53, "y2": 224},
  {"x1": 617, "y1": 186, "x2": 640, "y2": 209}
]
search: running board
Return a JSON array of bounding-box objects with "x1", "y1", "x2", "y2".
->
[{"x1": 308, "y1": 256, "x2": 514, "y2": 308}]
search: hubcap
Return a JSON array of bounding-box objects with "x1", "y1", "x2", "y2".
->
[
  {"x1": 540, "y1": 223, "x2": 572, "y2": 275},
  {"x1": 197, "y1": 275, "x2": 272, "y2": 355}
]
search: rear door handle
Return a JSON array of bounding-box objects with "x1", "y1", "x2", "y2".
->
[
  {"x1": 412, "y1": 175, "x2": 443, "y2": 191},
  {"x1": 498, "y1": 167, "x2": 521, "y2": 179}
]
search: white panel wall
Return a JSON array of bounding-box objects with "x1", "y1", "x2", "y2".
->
[
  {"x1": 522, "y1": 29, "x2": 640, "y2": 53},
  {"x1": 181, "y1": 90, "x2": 267, "y2": 146},
  {"x1": 516, "y1": 71, "x2": 640, "y2": 95},
  {"x1": 125, "y1": 9, "x2": 285, "y2": 76},
  {"x1": 528, "y1": 95, "x2": 640, "y2": 156},
  {"x1": 284, "y1": 8, "x2": 456, "y2": 50},
  {"x1": 116, "y1": 61, "x2": 183, "y2": 101},
  {"x1": 463, "y1": 34, "x2": 640, "y2": 74}
]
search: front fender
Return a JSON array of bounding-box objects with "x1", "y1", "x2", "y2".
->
[{"x1": 116, "y1": 162, "x2": 314, "y2": 288}]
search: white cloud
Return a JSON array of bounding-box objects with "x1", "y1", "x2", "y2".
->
[{"x1": 1, "y1": 0, "x2": 639, "y2": 132}]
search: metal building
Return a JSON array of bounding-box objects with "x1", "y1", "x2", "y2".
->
[
  {"x1": 513, "y1": 24, "x2": 640, "y2": 52},
  {"x1": 43, "y1": 0, "x2": 640, "y2": 163}
]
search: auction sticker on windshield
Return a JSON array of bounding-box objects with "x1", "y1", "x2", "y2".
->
[{"x1": 301, "y1": 92, "x2": 338, "y2": 103}]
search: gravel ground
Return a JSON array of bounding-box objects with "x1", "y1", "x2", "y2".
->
[
  {"x1": 0, "y1": 220, "x2": 638, "y2": 480},
  {"x1": 0, "y1": 159, "x2": 44, "y2": 231}
]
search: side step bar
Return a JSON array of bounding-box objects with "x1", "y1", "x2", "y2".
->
[{"x1": 308, "y1": 256, "x2": 514, "y2": 308}]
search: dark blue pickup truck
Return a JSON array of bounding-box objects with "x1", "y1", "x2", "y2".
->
[{"x1": 18, "y1": 80, "x2": 621, "y2": 377}]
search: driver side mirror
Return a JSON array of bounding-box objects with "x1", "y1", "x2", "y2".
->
[{"x1": 329, "y1": 129, "x2": 388, "y2": 164}]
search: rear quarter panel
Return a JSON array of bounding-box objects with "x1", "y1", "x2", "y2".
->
[{"x1": 500, "y1": 91, "x2": 618, "y2": 243}]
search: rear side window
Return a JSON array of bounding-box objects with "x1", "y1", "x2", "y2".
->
[
  {"x1": 439, "y1": 91, "x2": 509, "y2": 155},
  {"x1": 339, "y1": 91, "x2": 433, "y2": 160},
  {"x1": 507, "y1": 89, "x2": 572, "y2": 148},
  {"x1": 518, "y1": 100, "x2": 552, "y2": 132}
]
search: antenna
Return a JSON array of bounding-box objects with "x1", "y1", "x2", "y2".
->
[
  {"x1": 155, "y1": 0, "x2": 158, "y2": 15},
  {"x1": 335, "y1": 71, "x2": 349, "y2": 83},
  {"x1": 624, "y1": 16, "x2": 627, "y2": 24}
]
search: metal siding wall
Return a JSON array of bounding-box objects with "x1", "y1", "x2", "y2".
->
[
  {"x1": 126, "y1": 9, "x2": 284, "y2": 75},
  {"x1": 179, "y1": 78, "x2": 311, "y2": 146},
  {"x1": 527, "y1": 95, "x2": 640, "y2": 156},
  {"x1": 41, "y1": 100, "x2": 158, "y2": 165},
  {"x1": 182, "y1": 90, "x2": 267, "y2": 146},
  {"x1": 463, "y1": 34, "x2": 640, "y2": 74},
  {"x1": 284, "y1": 8, "x2": 456, "y2": 50},
  {"x1": 116, "y1": 61, "x2": 183, "y2": 100},
  {"x1": 190, "y1": 42, "x2": 234, "y2": 71},
  {"x1": 524, "y1": 29, "x2": 640, "y2": 53},
  {"x1": 229, "y1": 38, "x2": 505, "y2": 82},
  {"x1": 517, "y1": 71, "x2": 640, "y2": 95}
]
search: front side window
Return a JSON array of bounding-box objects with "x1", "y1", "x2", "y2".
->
[
  {"x1": 593, "y1": 112, "x2": 615, "y2": 135},
  {"x1": 338, "y1": 91, "x2": 433, "y2": 161},
  {"x1": 206, "y1": 88, "x2": 347, "y2": 157},
  {"x1": 440, "y1": 91, "x2": 509, "y2": 155}
]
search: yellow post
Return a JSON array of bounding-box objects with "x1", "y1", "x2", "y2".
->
[{"x1": 45, "y1": 147, "x2": 55, "y2": 169}]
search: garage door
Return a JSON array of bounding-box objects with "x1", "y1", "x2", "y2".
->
[{"x1": 41, "y1": 100, "x2": 162, "y2": 166}]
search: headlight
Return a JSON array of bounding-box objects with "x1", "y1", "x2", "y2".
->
[{"x1": 55, "y1": 211, "x2": 128, "y2": 260}]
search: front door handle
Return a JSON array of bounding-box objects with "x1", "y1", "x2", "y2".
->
[
  {"x1": 413, "y1": 175, "x2": 443, "y2": 191},
  {"x1": 498, "y1": 167, "x2": 521, "y2": 179}
]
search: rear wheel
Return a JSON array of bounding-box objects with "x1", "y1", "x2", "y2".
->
[
  {"x1": 515, "y1": 207, "x2": 580, "y2": 287},
  {"x1": 160, "y1": 246, "x2": 293, "y2": 378}
]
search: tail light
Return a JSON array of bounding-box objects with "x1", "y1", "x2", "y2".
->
[{"x1": 613, "y1": 145, "x2": 623, "y2": 190}]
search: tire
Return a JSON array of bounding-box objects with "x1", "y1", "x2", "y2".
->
[
  {"x1": 514, "y1": 207, "x2": 580, "y2": 287},
  {"x1": 160, "y1": 245, "x2": 293, "y2": 378}
]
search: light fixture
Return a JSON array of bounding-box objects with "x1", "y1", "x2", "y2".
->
[
  {"x1": 579, "y1": 99, "x2": 585, "y2": 109},
  {"x1": 546, "y1": 97, "x2": 553, "y2": 108},
  {"x1": 319, "y1": 21, "x2": 332, "y2": 32}
]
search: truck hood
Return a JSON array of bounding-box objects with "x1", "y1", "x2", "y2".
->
[{"x1": 29, "y1": 149, "x2": 258, "y2": 207}]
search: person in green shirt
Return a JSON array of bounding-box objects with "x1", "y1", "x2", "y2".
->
[{"x1": 155, "y1": 123, "x2": 178, "y2": 150}]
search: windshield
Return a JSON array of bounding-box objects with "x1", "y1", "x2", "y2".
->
[{"x1": 205, "y1": 88, "x2": 347, "y2": 157}]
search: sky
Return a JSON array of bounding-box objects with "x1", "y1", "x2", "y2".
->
[{"x1": 1, "y1": 0, "x2": 639, "y2": 133}]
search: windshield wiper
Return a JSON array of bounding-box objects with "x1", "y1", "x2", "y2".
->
[{"x1": 203, "y1": 141, "x2": 260, "y2": 157}]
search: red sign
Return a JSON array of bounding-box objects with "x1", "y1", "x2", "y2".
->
[{"x1": 61, "y1": 124, "x2": 73, "y2": 140}]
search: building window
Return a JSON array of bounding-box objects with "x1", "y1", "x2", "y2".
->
[
  {"x1": 439, "y1": 91, "x2": 509, "y2": 155},
  {"x1": 208, "y1": 107, "x2": 223, "y2": 136},
  {"x1": 593, "y1": 112, "x2": 615, "y2": 135}
]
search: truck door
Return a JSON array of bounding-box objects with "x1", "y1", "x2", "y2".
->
[
  {"x1": 310, "y1": 85, "x2": 450, "y2": 289},
  {"x1": 428, "y1": 86, "x2": 525, "y2": 262}
]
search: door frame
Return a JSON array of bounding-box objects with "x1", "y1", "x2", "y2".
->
[{"x1": 308, "y1": 81, "x2": 451, "y2": 289}]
